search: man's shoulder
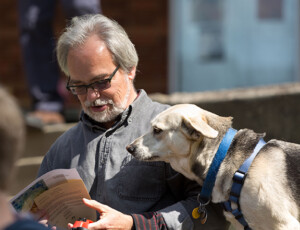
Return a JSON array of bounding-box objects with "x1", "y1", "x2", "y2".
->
[
  {"x1": 45, "y1": 121, "x2": 84, "y2": 156},
  {"x1": 151, "y1": 100, "x2": 170, "y2": 111},
  {"x1": 56, "y1": 121, "x2": 83, "y2": 141},
  {"x1": 135, "y1": 90, "x2": 170, "y2": 116}
]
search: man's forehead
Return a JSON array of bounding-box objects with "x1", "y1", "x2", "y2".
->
[
  {"x1": 69, "y1": 72, "x2": 110, "y2": 84},
  {"x1": 67, "y1": 39, "x2": 115, "y2": 83}
]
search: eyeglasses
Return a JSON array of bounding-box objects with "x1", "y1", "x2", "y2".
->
[{"x1": 66, "y1": 65, "x2": 120, "y2": 95}]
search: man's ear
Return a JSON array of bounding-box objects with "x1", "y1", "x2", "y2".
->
[
  {"x1": 128, "y1": 66, "x2": 136, "y2": 81},
  {"x1": 181, "y1": 115, "x2": 218, "y2": 140}
]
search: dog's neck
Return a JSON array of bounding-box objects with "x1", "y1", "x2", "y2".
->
[
  {"x1": 170, "y1": 129, "x2": 235, "y2": 186},
  {"x1": 169, "y1": 157, "x2": 203, "y2": 184},
  {"x1": 197, "y1": 128, "x2": 237, "y2": 203},
  {"x1": 168, "y1": 137, "x2": 218, "y2": 185},
  {"x1": 191, "y1": 122, "x2": 233, "y2": 183},
  {"x1": 169, "y1": 113, "x2": 234, "y2": 195}
]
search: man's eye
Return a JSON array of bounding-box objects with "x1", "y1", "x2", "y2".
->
[
  {"x1": 153, "y1": 127, "x2": 163, "y2": 135},
  {"x1": 74, "y1": 86, "x2": 86, "y2": 91}
]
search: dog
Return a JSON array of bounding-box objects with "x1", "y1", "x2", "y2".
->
[{"x1": 127, "y1": 104, "x2": 300, "y2": 230}]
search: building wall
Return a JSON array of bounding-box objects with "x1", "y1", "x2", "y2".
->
[
  {"x1": 150, "y1": 82, "x2": 300, "y2": 143},
  {"x1": 0, "y1": 0, "x2": 168, "y2": 110},
  {"x1": 169, "y1": 0, "x2": 299, "y2": 93}
]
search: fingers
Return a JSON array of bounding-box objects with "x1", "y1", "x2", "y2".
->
[
  {"x1": 83, "y1": 198, "x2": 108, "y2": 212},
  {"x1": 85, "y1": 222, "x2": 100, "y2": 230},
  {"x1": 79, "y1": 200, "x2": 134, "y2": 230},
  {"x1": 39, "y1": 218, "x2": 49, "y2": 226},
  {"x1": 34, "y1": 209, "x2": 48, "y2": 221},
  {"x1": 35, "y1": 211, "x2": 56, "y2": 229}
]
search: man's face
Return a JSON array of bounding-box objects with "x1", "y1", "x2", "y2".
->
[{"x1": 67, "y1": 34, "x2": 136, "y2": 126}]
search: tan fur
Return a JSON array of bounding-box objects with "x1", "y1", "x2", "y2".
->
[{"x1": 127, "y1": 104, "x2": 300, "y2": 230}]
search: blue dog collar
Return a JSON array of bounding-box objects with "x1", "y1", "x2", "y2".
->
[
  {"x1": 200, "y1": 128, "x2": 237, "y2": 202},
  {"x1": 193, "y1": 128, "x2": 237, "y2": 223}
]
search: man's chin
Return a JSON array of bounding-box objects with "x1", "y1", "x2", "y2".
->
[
  {"x1": 84, "y1": 107, "x2": 123, "y2": 123},
  {"x1": 87, "y1": 111, "x2": 111, "y2": 123}
]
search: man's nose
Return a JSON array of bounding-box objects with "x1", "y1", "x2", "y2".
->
[{"x1": 86, "y1": 87, "x2": 100, "y2": 101}]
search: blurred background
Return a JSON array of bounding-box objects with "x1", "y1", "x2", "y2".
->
[
  {"x1": 1, "y1": 0, "x2": 168, "y2": 118},
  {"x1": 2, "y1": 0, "x2": 300, "y2": 198},
  {"x1": 2, "y1": 0, "x2": 299, "y2": 112},
  {"x1": 169, "y1": 0, "x2": 300, "y2": 92}
]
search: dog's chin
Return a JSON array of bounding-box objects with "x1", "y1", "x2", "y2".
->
[
  {"x1": 127, "y1": 146, "x2": 162, "y2": 161},
  {"x1": 133, "y1": 154, "x2": 159, "y2": 161},
  {"x1": 144, "y1": 155, "x2": 160, "y2": 161},
  {"x1": 135, "y1": 155, "x2": 160, "y2": 162}
]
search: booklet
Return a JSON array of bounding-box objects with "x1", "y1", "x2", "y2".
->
[{"x1": 10, "y1": 168, "x2": 97, "y2": 229}]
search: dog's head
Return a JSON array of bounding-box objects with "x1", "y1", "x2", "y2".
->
[{"x1": 127, "y1": 104, "x2": 232, "y2": 181}]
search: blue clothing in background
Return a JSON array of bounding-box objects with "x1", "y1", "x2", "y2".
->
[{"x1": 17, "y1": 0, "x2": 101, "y2": 112}]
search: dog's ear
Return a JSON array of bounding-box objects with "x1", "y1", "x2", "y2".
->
[{"x1": 181, "y1": 116, "x2": 218, "y2": 140}]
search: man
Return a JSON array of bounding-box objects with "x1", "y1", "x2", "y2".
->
[
  {"x1": 0, "y1": 86, "x2": 50, "y2": 230},
  {"x1": 18, "y1": 0, "x2": 101, "y2": 127},
  {"x1": 38, "y1": 14, "x2": 228, "y2": 229}
]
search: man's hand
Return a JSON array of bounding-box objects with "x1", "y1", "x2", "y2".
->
[
  {"x1": 34, "y1": 210, "x2": 56, "y2": 230},
  {"x1": 68, "y1": 198, "x2": 134, "y2": 230}
]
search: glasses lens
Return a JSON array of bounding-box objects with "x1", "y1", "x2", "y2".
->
[
  {"x1": 68, "y1": 76, "x2": 114, "y2": 95},
  {"x1": 69, "y1": 86, "x2": 86, "y2": 95},
  {"x1": 93, "y1": 80, "x2": 111, "y2": 91}
]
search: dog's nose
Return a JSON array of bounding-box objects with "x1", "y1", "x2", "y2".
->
[{"x1": 126, "y1": 144, "x2": 135, "y2": 154}]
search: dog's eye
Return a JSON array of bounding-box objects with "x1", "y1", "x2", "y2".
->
[{"x1": 153, "y1": 127, "x2": 163, "y2": 135}]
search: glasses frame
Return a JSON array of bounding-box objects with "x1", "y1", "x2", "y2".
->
[{"x1": 66, "y1": 65, "x2": 120, "y2": 95}]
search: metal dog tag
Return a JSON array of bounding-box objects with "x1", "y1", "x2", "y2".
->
[
  {"x1": 199, "y1": 208, "x2": 207, "y2": 224},
  {"x1": 192, "y1": 207, "x2": 201, "y2": 219},
  {"x1": 192, "y1": 207, "x2": 207, "y2": 224}
]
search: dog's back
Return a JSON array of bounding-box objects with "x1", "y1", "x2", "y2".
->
[
  {"x1": 217, "y1": 131, "x2": 300, "y2": 229},
  {"x1": 269, "y1": 139, "x2": 300, "y2": 209}
]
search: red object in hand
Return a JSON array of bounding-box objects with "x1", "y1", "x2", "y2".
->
[{"x1": 72, "y1": 218, "x2": 93, "y2": 229}]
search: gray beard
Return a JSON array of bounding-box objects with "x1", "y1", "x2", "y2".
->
[
  {"x1": 83, "y1": 79, "x2": 131, "y2": 123},
  {"x1": 84, "y1": 98, "x2": 125, "y2": 123}
]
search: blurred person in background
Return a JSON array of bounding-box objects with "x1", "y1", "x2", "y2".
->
[
  {"x1": 18, "y1": 0, "x2": 101, "y2": 127},
  {"x1": 0, "y1": 86, "x2": 51, "y2": 230}
]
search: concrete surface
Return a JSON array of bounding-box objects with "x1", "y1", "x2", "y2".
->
[{"x1": 9, "y1": 123, "x2": 76, "y2": 196}]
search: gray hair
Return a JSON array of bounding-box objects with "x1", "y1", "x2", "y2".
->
[
  {"x1": 0, "y1": 86, "x2": 25, "y2": 190},
  {"x1": 56, "y1": 14, "x2": 139, "y2": 75}
]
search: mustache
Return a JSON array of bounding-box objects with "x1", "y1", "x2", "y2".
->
[{"x1": 84, "y1": 98, "x2": 114, "y2": 107}]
